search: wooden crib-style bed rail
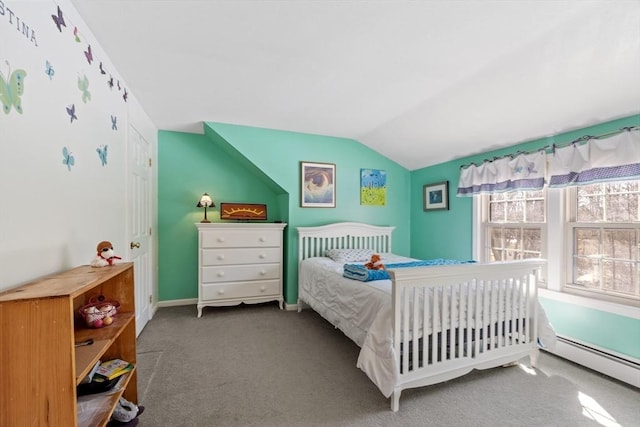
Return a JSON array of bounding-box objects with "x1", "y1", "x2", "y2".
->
[{"x1": 388, "y1": 259, "x2": 544, "y2": 411}]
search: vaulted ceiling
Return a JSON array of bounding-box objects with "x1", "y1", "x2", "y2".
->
[{"x1": 71, "y1": 0, "x2": 640, "y2": 170}]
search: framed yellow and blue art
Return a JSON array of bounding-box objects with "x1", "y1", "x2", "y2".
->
[{"x1": 360, "y1": 169, "x2": 387, "y2": 206}]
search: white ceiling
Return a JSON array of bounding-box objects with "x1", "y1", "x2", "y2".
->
[{"x1": 71, "y1": 0, "x2": 640, "y2": 170}]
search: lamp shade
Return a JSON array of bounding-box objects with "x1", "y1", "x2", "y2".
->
[{"x1": 196, "y1": 193, "x2": 215, "y2": 208}]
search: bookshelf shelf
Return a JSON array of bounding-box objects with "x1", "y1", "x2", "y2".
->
[
  {"x1": 77, "y1": 369, "x2": 136, "y2": 427},
  {"x1": 0, "y1": 263, "x2": 138, "y2": 427},
  {"x1": 75, "y1": 339, "x2": 111, "y2": 384}
]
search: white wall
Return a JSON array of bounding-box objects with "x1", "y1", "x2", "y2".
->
[{"x1": 0, "y1": 0, "x2": 157, "y2": 291}]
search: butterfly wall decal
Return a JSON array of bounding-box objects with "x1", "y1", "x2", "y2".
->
[
  {"x1": 96, "y1": 145, "x2": 108, "y2": 166},
  {"x1": 45, "y1": 61, "x2": 54, "y2": 80},
  {"x1": 107, "y1": 76, "x2": 114, "y2": 89},
  {"x1": 51, "y1": 6, "x2": 66, "y2": 32},
  {"x1": 99, "y1": 62, "x2": 106, "y2": 75},
  {"x1": 0, "y1": 61, "x2": 27, "y2": 114},
  {"x1": 77, "y1": 74, "x2": 91, "y2": 103},
  {"x1": 62, "y1": 146, "x2": 74, "y2": 171},
  {"x1": 66, "y1": 104, "x2": 77, "y2": 123},
  {"x1": 84, "y1": 45, "x2": 93, "y2": 64},
  {"x1": 73, "y1": 27, "x2": 81, "y2": 43},
  {"x1": 111, "y1": 115, "x2": 117, "y2": 130},
  {"x1": 122, "y1": 88, "x2": 128, "y2": 102}
]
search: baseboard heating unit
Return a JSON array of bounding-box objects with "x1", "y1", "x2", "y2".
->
[{"x1": 549, "y1": 335, "x2": 640, "y2": 388}]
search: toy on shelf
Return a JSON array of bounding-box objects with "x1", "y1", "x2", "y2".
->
[{"x1": 90, "y1": 241, "x2": 122, "y2": 267}]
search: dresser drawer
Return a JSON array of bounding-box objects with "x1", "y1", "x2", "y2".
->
[
  {"x1": 202, "y1": 263, "x2": 280, "y2": 283},
  {"x1": 202, "y1": 247, "x2": 281, "y2": 266},
  {"x1": 201, "y1": 280, "x2": 281, "y2": 301},
  {"x1": 201, "y1": 229, "x2": 282, "y2": 248}
]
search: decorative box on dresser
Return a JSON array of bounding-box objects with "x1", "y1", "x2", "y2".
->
[
  {"x1": 0, "y1": 262, "x2": 137, "y2": 427},
  {"x1": 196, "y1": 222, "x2": 287, "y2": 317}
]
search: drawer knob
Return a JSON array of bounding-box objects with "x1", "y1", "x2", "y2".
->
[
  {"x1": 218, "y1": 289, "x2": 225, "y2": 295},
  {"x1": 260, "y1": 286, "x2": 266, "y2": 292},
  {"x1": 217, "y1": 254, "x2": 225, "y2": 260},
  {"x1": 260, "y1": 270, "x2": 266, "y2": 275},
  {"x1": 259, "y1": 253, "x2": 266, "y2": 259},
  {"x1": 217, "y1": 237, "x2": 226, "y2": 243},
  {"x1": 259, "y1": 236, "x2": 266, "y2": 242},
  {"x1": 217, "y1": 272, "x2": 225, "y2": 277}
]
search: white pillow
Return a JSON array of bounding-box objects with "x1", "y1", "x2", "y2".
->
[{"x1": 325, "y1": 248, "x2": 374, "y2": 263}]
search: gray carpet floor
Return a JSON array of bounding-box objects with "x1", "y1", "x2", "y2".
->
[{"x1": 134, "y1": 303, "x2": 640, "y2": 427}]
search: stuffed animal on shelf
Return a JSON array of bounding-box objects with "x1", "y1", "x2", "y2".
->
[
  {"x1": 364, "y1": 254, "x2": 385, "y2": 270},
  {"x1": 90, "y1": 241, "x2": 122, "y2": 267}
]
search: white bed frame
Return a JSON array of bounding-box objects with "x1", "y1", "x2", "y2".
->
[{"x1": 297, "y1": 222, "x2": 544, "y2": 411}]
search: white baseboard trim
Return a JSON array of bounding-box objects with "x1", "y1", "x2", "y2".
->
[
  {"x1": 549, "y1": 338, "x2": 640, "y2": 388},
  {"x1": 157, "y1": 298, "x2": 198, "y2": 308},
  {"x1": 284, "y1": 302, "x2": 298, "y2": 311}
]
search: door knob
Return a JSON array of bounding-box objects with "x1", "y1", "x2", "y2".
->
[{"x1": 130, "y1": 242, "x2": 141, "y2": 249}]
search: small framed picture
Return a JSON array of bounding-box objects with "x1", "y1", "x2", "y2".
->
[
  {"x1": 220, "y1": 203, "x2": 267, "y2": 220},
  {"x1": 300, "y1": 161, "x2": 336, "y2": 208},
  {"x1": 423, "y1": 181, "x2": 449, "y2": 211}
]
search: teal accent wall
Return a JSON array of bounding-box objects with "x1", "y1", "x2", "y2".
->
[
  {"x1": 540, "y1": 297, "x2": 640, "y2": 359},
  {"x1": 158, "y1": 124, "x2": 410, "y2": 304},
  {"x1": 409, "y1": 162, "x2": 475, "y2": 260},
  {"x1": 157, "y1": 131, "x2": 284, "y2": 301},
  {"x1": 410, "y1": 114, "x2": 640, "y2": 359}
]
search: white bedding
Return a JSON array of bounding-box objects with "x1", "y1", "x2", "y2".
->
[
  {"x1": 298, "y1": 255, "x2": 557, "y2": 397},
  {"x1": 298, "y1": 254, "x2": 414, "y2": 348}
]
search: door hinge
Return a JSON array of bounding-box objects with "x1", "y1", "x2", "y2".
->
[
  {"x1": 149, "y1": 295, "x2": 153, "y2": 304},
  {"x1": 148, "y1": 158, "x2": 152, "y2": 167},
  {"x1": 149, "y1": 227, "x2": 152, "y2": 236}
]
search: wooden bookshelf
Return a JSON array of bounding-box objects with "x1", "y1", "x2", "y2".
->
[{"x1": 0, "y1": 263, "x2": 137, "y2": 427}]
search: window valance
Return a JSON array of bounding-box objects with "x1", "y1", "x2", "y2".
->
[
  {"x1": 457, "y1": 128, "x2": 639, "y2": 196},
  {"x1": 457, "y1": 150, "x2": 546, "y2": 197},
  {"x1": 547, "y1": 129, "x2": 640, "y2": 188}
]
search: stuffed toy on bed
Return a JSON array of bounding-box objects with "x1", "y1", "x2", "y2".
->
[
  {"x1": 364, "y1": 254, "x2": 385, "y2": 270},
  {"x1": 90, "y1": 241, "x2": 122, "y2": 267}
]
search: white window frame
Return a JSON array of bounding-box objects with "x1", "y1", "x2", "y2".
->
[
  {"x1": 564, "y1": 186, "x2": 640, "y2": 306},
  {"x1": 474, "y1": 185, "x2": 640, "y2": 308},
  {"x1": 475, "y1": 193, "x2": 548, "y2": 281}
]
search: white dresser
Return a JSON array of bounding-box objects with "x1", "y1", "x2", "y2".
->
[{"x1": 195, "y1": 222, "x2": 287, "y2": 317}]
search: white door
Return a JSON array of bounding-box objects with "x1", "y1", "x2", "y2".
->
[{"x1": 128, "y1": 124, "x2": 152, "y2": 336}]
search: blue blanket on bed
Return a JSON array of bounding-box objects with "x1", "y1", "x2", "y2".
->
[{"x1": 343, "y1": 259, "x2": 476, "y2": 282}]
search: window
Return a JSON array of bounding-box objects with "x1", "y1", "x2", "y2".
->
[
  {"x1": 482, "y1": 190, "x2": 545, "y2": 262},
  {"x1": 472, "y1": 128, "x2": 639, "y2": 306},
  {"x1": 568, "y1": 182, "x2": 640, "y2": 301},
  {"x1": 477, "y1": 181, "x2": 639, "y2": 305}
]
